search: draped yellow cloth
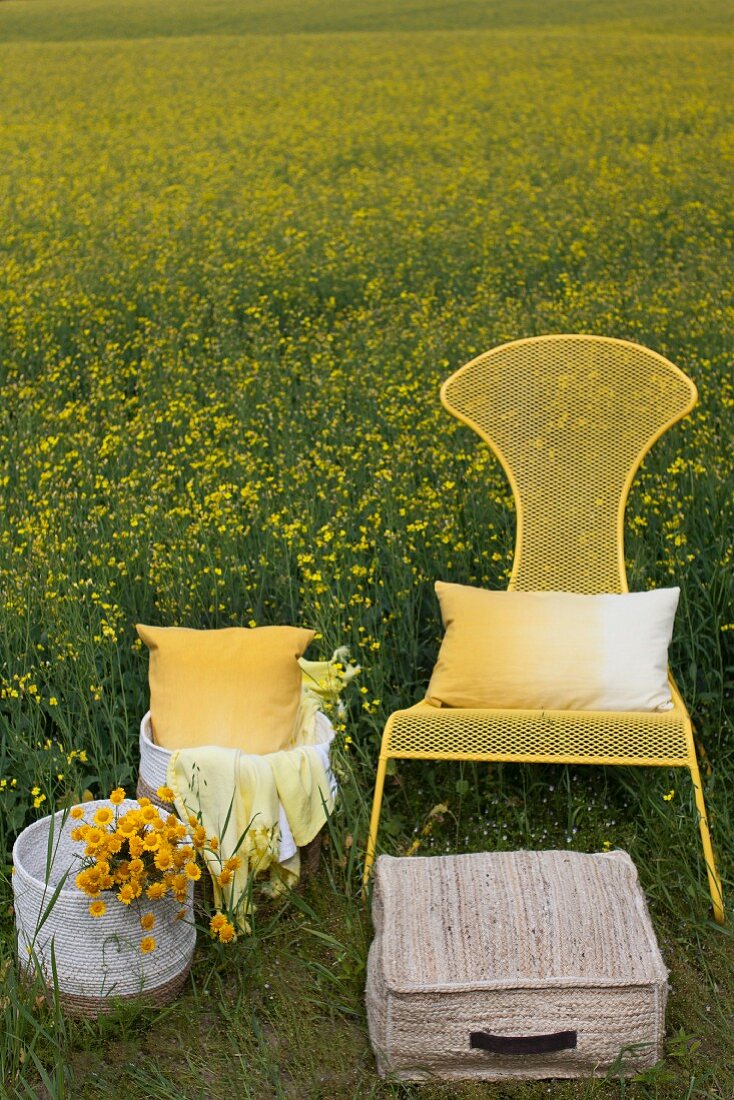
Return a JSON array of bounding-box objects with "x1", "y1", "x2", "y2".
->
[{"x1": 167, "y1": 742, "x2": 333, "y2": 930}]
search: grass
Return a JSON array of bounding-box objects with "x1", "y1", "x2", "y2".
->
[{"x1": 0, "y1": 0, "x2": 733, "y2": 1095}]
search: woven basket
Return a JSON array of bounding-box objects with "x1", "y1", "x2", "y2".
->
[
  {"x1": 13, "y1": 800, "x2": 195, "y2": 1017},
  {"x1": 137, "y1": 710, "x2": 335, "y2": 876},
  {"x1": 366, "y1": 850, "x2": 668, "y2": 1082}
]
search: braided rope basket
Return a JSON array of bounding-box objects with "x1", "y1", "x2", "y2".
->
[
  {"x1": 13, "y1": 800, "x2": 195, "y2": 1017},
  {"x1": 137, "y1": 710, "x2": 336, "y2": 876},
  {"x1": 367, "y1": 849, "x2": 668, "y2": 1082}
]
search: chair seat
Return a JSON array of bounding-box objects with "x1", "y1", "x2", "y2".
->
[{"x1": 385, "y1": 688, "x2": 692, "y2": 767}]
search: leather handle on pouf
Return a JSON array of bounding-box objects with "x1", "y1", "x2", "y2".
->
[{"x1": 470, "y1": 1030, "x2": 577, "y2": 1055}]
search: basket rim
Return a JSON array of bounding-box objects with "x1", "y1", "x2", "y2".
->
[{"x1": 139, "y1": 707, "x2": 337, "y2": 755}]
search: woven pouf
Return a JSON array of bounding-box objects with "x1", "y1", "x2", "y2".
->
[
  {"x1": 366, "y1": 850, "x2": 668, "y2": 1082},
  {"x1": 13, "y1": 801, "x2": 195, "y2": 1017},
  {"x1": 137, "y1": 710, "x2": 334, "y2": 876}
]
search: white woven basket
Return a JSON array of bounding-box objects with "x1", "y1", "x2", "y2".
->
[
  {"x1": 137, "y1": 709, "x2": 337, "y2": 866},
  {"x1": 13, "y1": 800, "x2": 196, "y2": 1016}
]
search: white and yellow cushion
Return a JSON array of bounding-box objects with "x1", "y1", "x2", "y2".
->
[{"x1": 426, "y1": 583, "x2": 679, "y2": 713}]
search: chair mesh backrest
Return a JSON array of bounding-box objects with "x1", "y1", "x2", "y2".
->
[{"x1": 441, "y1": 335, "x2": 697, "y2": 594}]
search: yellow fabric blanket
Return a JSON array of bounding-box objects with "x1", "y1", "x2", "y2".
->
[{"x1": 167, "y1": 743, "x2": 334, "y2": 930}]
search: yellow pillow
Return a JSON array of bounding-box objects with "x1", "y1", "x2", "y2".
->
[
  {"x1": 136, "y1": 624, "x2": 315, "y2": 753},
  {"x1": 426, "y1": 582, "x2": 679, "y2": 712}
]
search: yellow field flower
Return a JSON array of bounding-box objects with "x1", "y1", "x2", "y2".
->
[
  {"x1": 140, "y1": 912, "x2": 155, "y2": 931},
  {"x1": 217, "y1": 920, "x2": 236, "y2": 944},
  {"x1": 84, "y1": 827, "x2": 106, "y2": 851},
  {"x1": 88, "y1": 900, "x2": 106, "y2": 918},
  {"x1": 146, "y1": 881, "x2": 167, "y2": 900},
  {"x1": 117, "y1": 813, "x2": 139, "y2": 837},
  {"x1": 184, "y1": 862, "x2": 201, "y2": 881},
  {"x1": 117, "y1": 884, "x2": 135, "y2": 905},
  {"x1": 140, "y1": 804, "x2": 158, "y2": 824},
  {"x1": 140, "y1": 937, "x2": 156, "y2": 954},
  {"x1": 109, "y1": 787, "x2": 126, "y2": 805},
  {"x1": 127, "y1": 834, "x2": 144, "y2": 858},
  {"x1": 106, "y1": 832, "x2": 123, "y2": 855},
  {"x1": 154, "y1": 847, "x2": 173, "y2": 870},
  {"x1": 209, "y1": 912, "x2": 228, "y2": 935},
  {"x1": 157, "y1": 786, "x2": 175, "y2": 803},
  {"x1": 70, "y1": 806, "x2": 85, "y2": 820},
  {"x1": 93, "y1": 806, "x2": 114, "y2": 827},
  {"x1": 218, "y1": 869, "x2": 233, "y2": 887}
]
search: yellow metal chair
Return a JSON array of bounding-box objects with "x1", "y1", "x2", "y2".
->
[{"x1": 363, "y1": 334, "x2": 724, "y2": 923}]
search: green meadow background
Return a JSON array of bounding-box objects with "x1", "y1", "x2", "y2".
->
[{"x1": 1, "y1": 0, "x2": 733, "y2": 1095}]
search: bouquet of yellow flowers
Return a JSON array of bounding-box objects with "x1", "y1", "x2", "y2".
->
[{"x1": 71, "y1": 787, "x2": 237, "y2": 951}]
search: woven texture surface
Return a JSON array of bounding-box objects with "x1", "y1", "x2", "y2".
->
[
  {"x1": 366, "y1": 850, "x2": 667, "y2": 1081},
  {"x1": 386, "y1": 698, "x2": 690, "y2": 764},
  {"x1": 13, "y1": 801, "x2": 195, "y2": 1011},
  {"x1": 442, "y1": 334, "x2": 696, "y2": 595}
]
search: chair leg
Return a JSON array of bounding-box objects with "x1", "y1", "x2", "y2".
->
[
  {"x1": 688, "y1": 755, "x2": 725, "y2": 924},
  {"x1": 363, "y1": 753, "x2": 389, "y2": 892}
]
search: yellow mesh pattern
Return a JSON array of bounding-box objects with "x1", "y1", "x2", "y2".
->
[
  {"x1": 442, "y1": 335, "x2": 697, "y2": 593},
  {"x1": 385, "y1": 700, "x2": 690, "y2": 766}
]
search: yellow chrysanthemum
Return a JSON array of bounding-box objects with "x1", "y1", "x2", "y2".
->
[
  {"x1": 117, "y1": 883, "x2": 135, "y2": 905},
  {"x1": 76, "y1": 870, "x2": 100, "y2": 897},
  {"x1": 184, "y1": 862, "x2": 201, "y2": 881},
  {"x1": 224, "y1": 856, "x2": 242, "y2": 873},
  {"x1": 137, "y1": 797, "x2": 151, "y2": 808},
  {"x1": 154, "y1": 847, "x2": 173, "y2": 871},
  {"x1": 140, "y1": 804, "x2": 158, "y2": 824},
  {"x1": 88, "y1": 900, "x2": 106, "y2": 918},
  {"x1": 117, "y1": 813, "x2": 139, "y2": 837},
  {"x1": 106, "y1": 833, "x2": 123, "y2": 855},
  {"x1": 109, "y1": 787, "x2": 126, "y2": 805},
  {"x1": 70, "y1": 806, "x2": 85, "y2": 820},
  {"x1": 142, "y1": 831, "x2": 160, "y2": 852},
  {"x1": 146, "y1": 881, "x2": 167, "y2": 900},
  {"x1": 140, "y1": 936, "x2": 156, "y2": 954},
  {"x1": 218, "y1": 921, "x2": 236, "y2": 944},
  {"x1": 93, "y1": 806, "x2": 114, "y2": 827},
  {"x1": 218, "y1": 869, "x2": 233, "y2": 887},
  {"x1": 114, "y1": 861, "x2": 131, "y2": 882},
  {"x1": 84, "y1": 827, "x2": 105, "y2": 850},
  {"x1": 157, "y1": 786, "x2": 175, "y2": 803},
  {"x1": 127, "y1": 834, "x2": 144, "y2": 858},
  {"x1": 140, "y1": 912, "x2": 155, "y2": 931},
  {"x1": 209, "y1": 912, "x2": 227, "y2": 934}
]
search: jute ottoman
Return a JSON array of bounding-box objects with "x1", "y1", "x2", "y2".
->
[{"x1": 366, "y1": 850, "x2": 668, "y2": 1082}]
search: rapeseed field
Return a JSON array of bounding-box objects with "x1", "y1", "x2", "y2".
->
[{"x1": 1, "y1": 0, "x2": 732, "y2": 1095}]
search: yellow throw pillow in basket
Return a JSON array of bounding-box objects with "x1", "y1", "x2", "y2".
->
[
  {"x1": 137, "y1": 624, "x2": 315, "y2": 754},
  {"x1": 426, "y1": 582, "x2": 679, "y2": 713}
]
